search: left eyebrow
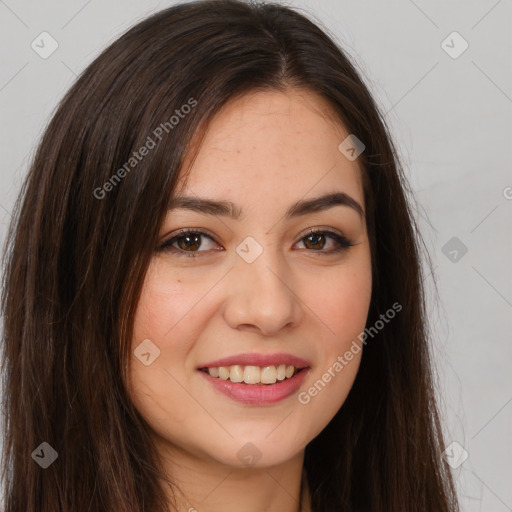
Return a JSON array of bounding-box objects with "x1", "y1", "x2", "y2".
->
[
  {"x1": 284, "y1": 192, "x2": 365, "y2": 220},
  {"x1": 167, "y1": 192, "x2": 365, "y2": 220}
]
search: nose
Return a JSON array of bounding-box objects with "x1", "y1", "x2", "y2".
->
[{"x1": 222, "y1": 246, "x2": 303, "y2": 336}]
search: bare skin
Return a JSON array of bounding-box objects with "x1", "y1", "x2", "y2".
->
[{"x1": 128, "y1": 88, "x2": 372, "y2": 512}]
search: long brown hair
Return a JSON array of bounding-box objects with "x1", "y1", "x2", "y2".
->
[{"x1": 1, "y1": 1, "x2": 459, "y2": 510}]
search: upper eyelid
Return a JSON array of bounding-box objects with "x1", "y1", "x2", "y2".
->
[
  {"x1": 167, "y1": 227, "x2": 217, "y2": 241},
  {"x1": 156, "y1": 229, "x2": 218, "y2": 253}
]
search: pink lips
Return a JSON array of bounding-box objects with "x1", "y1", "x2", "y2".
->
[
  {"x1": 197, "y1": 352, "x2": 311, "y2": 405},
  {"x1": 198, "y1": 352, "x2": 310, "y2": 369}
]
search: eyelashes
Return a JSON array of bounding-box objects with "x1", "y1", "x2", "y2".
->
[
  {"x1": 157, "y1": 228, "x2": 220, "y2": 257},
  {"x1": 156, "y1": 227, "x2": 355, "y2": 258}
]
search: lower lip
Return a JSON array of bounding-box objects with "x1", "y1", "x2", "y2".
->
[{"x1": 198, "y1": 368, "x2": 310, "y2": 405}]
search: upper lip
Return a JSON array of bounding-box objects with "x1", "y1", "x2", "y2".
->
[{"x1": 198, "y1": 352, "x2": 310, "y2": 369}]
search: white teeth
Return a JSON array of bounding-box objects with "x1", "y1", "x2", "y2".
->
[
  {"x1": 205, "y1": 364, "x2": 299, "y2": 384},
  {"x1": 260, "y1": 366, "x2": 277, "y2": 384},
  {"x1": 218, "y1": 367, "x2": 230, "y2": 380},
  {"x1": 229, "y1": 365, "x2": 243, "y2": 383},
  {"x1": 243, "y1": 365, "x2": 261, "y2": 384}
]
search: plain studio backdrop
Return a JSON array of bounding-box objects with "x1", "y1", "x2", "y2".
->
[{"x1": 0, "y1": 1, "x2": 511, "y2": 510}]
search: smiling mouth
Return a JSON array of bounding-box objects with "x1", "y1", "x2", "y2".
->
[{"x1": 199, "y1": 364, "x2": 303, "y2": 385}]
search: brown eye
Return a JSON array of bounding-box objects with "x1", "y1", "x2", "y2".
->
[
  {"x1": 176, "y1": 233, "x2": 202, "y2": 251},
  {"x1": 303, "y1": 232, "x2": 326, "y2": 250},
  {"x1": 157, "y1": 230, "x2": 220, "y2": 257},
  {"x1": 296, "y1": 229, "x2": 353, "y2": 254}
]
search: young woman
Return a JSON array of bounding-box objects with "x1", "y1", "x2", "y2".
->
[{"x1": 0, "y1": 1, "x2": 460, "y2": 510}]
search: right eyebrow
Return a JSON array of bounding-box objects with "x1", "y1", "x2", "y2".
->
[{"x1": 167, "y1": 196, "x2": 243, "y2": 219}]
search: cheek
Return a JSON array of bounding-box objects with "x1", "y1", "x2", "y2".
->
[
  {"x1": 296, "y1": 293, "x2": 367, "y2": 441},
  {"x1": 321, "y1": 276, "x2": 371, "y2": 335},
  {"x1": 295, "y1": 253, "x2": 371, "y2": 426},
  {"x1": 133, "y1": 262, "x2": 193, "y2": 339},
  {"x1": 128, "y1": 262, "x2": 202, "y2": 420},
  {"x1": 131, "y1": 259, "x2": 221, "y2": 358},
  {"x1": 128, "y1": 264, "x2": 211, "y2": 451},
  {"x1": 301, "y1": 249, "x2": 372, "y2": 349},
  {"x1": 329, "y1": 270, "x2": 372, "y2": 345}
]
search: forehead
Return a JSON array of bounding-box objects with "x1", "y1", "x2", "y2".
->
[{"x1": 175, "y1": 88, "x2": 364, "y2": 204}]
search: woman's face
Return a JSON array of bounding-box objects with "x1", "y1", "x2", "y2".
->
[{"x1": 128, "y1": 89, "x2": 372, "y2": 469}]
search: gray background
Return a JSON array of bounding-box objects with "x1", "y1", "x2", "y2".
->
[{"x1": 1, "y1": 0, "x2": 511, "y2": 510}]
